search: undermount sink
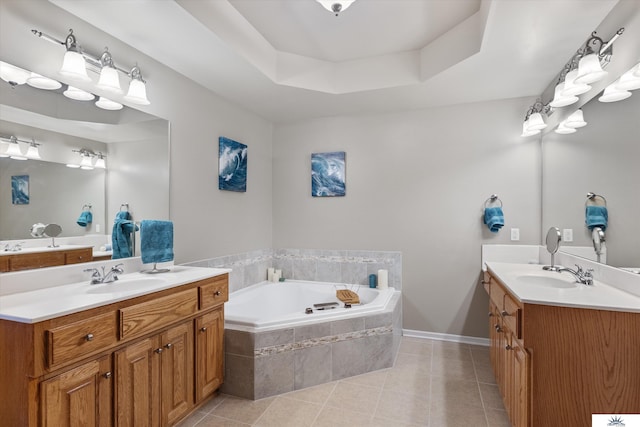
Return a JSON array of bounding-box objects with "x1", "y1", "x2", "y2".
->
[
  {"x1": 86, "y1": 276, "x2": 167, "y2": 294},
  {"x1": 516, "y1": 274, "x2": 579, "y2": 289}
]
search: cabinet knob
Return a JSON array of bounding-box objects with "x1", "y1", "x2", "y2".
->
[
  {"x1": 501, "y1": 310, "x2": 509, "y2": 317},
  {"x1": 200, "y1": 327, "x2": 207, "y2": 332},
  {"x1": 155, "y1": 348, "x2": 163, "y2": 354},
  {"x1": 214, "y1": 290, "x2": 221, "y2": 296},
  {"x1": 505, "y1": 344, "x2": 513, "y2": 350},
  {"x1": 494, "y1": 324, "x2": 502, "y2": 333},
  {"x1": 165, "y1": 343, "x2": 173, "y2": 349},
  {"x1": 85, "y1": 333, "x2": 94, "y2": 342},
  {"x1": 103, "y1": 372, "x2": 112, "y2": 379}
]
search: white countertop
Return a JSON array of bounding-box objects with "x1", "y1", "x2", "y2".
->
[
  {"x1": 485, "y1": 262, "x2": 640, "y2": 313},
  {"x1": 0, "y1": 266, "x2": 230, "y2": 323},
  {"x1": 0, "y1": 244, "x2": 94, "y2": 256}
]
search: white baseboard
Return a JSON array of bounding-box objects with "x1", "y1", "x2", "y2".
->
[{"x1": 403, "y1": 329, "x2": 490, "y2": 347}]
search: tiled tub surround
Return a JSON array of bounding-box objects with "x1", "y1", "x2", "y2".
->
[
  {"x1": 183, "y1": 248, "x2": 402, "y2": 293},
  {"x1": 222, "y1": 290, "x2": 402, "y2": 400}
]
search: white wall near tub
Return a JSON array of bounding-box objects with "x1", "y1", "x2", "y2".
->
[{"x1": 272, "y1": 98, "x2": 542, "y2": 338}]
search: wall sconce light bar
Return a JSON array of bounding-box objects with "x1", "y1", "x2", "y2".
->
[
  {"x1": 32, "y1": 28, "x2": 150, "y2": 105},
  {"x1": 0, "y1": 135, "x2": 41, "y2": 160}
]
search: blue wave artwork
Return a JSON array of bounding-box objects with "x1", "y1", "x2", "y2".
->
[
  {"x1": 311, "y1": 151, "x2": 346, "y2": 197},
  {"x1": 218, "y1": 137, "x2": 247, "y2": 192},
  {"x1": 11, "y1": 175, "x2": 29, "y2": 205}
]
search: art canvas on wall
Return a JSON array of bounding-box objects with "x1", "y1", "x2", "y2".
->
[
  {"x1": 11, "y1": 175, "x2": 29, "y2": 205},
  {"x1": 311, "y1": 151, "x2": 346, "y2": 197},
  {"x1": 218, "y1": 137, "x2": 247, "y2": 192}
]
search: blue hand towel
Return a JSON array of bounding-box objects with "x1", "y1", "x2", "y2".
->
[
  {"x1": 76, "y1": 210, "x2": 93, "y2": 227},
  {"x1": 140, "y1": 220, "x2": 174, "y2": 264},
  {"x1": 585, "y1": 205, "x2": 608, "y2": 231},
  {"x1": 484, "y1": 207, "x2": 504, "y2": 233},
  {"x1": 112, "y1": 211, "x2": 138, "y2": 259}
]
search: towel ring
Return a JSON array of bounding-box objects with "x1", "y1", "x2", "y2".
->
[
  {"x1": 484, "y1": 194, "x2": 502, "y2": 208},
  {"x1": 120, "y1": 203, "x2": 129, "y2": 212},
  {"x1": 585, "y1": 193, "x2": 607, "y2": 207},
  {"x1": 82, "y1": 204, "x2": 92, "y2": 211}
]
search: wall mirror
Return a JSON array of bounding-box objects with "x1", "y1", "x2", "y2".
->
[
  {"x1": 0, "y1": 63, "x2": 169, "y2": 257},
  {"x1": 541, "y1": 81, "x2": 640, "y2": 269}
]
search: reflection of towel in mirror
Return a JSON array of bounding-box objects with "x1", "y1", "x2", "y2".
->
[
  {"x1": 484, "y1": 207, "x2": 504, "y2": 233},
  {"x1": 77, "y1": 210, "x2": 93, "y2": 227},
  {"x1": 585, "y1": 205, "x2": 608, "y2": 231},
  {"x1": 112, "y1": 211, "x2": 138, "y2": 259},
  {"x1": 140, "y1": 220, "x2": 174, "y2": 264}
]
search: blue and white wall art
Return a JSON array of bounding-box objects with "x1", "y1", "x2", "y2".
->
[
  {"x1": 218, "y1": 137, "x2": 247, "y2": 192},
  {"x1": 311, "y1": 151, "x2": 346, "y2": 197},
  {"x1": 11, "y1": 175, "x2": 29, "y2": 205}
]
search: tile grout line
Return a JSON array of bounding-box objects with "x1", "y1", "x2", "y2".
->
[
  {"x1": 471, "y1": 348, "x2": 492, "y2": 427},
  {"x1": 308, "y1": 381, "x2": 338, "y2": 426}
]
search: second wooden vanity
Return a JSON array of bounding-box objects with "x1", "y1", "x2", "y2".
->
[
  {"x1": 0, "y1": 270, "x2": 229, "y2": 427},
  {"x1": 0, "y1": 246, "x2": 95, "y2": 272},
  {"x1": 484, "y1": 263, "x2": 640, "y2": 427}
]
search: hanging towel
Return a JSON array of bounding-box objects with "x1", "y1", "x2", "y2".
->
[
  {"x1": 140, "y1": 220, "x2": 174, "y2": 264},
  {"x1": 112, "y1": 211, "x2": 138, "y2": 259},
  {"x1": 484, "y1": 207, "x2": 504, "y2": 233},
  {"x1": 76, "y1": 210, "x2": 93, "y2": 227},
  {"x1": 585, "y1": 205, "x2": 608, "y2": 231}
]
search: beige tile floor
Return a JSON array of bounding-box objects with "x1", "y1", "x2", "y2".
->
[{"x1": 177, "y1": 337, "x2": 510, "y2": 427}]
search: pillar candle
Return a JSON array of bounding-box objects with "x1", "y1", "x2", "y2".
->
[{"x1": 377, "y1": 269, "x2": 388, "y2": 289}]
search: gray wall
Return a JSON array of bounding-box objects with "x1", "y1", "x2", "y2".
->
[{"x1": 272, "y1": 98, "x2": 542, "y2": 337}]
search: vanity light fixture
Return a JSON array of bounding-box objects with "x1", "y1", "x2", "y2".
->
[
  {"x1": 521, "y1": 99, "x2": 550, "y2": 137},
  {"x1": 615, "y1": 65, "x2": 640, "y2": 91},
  {"x1": 80, "y1": 152, "x2": 94, "y2": 170},
  {"x1": 95, "y1": 96, "x2": 123, "y2": 111},
  {"x1": 32, "y1": 28, "x2": 151, "y2": 105},
  {"x1": 67, "y1": 148, "x2": 106, "y2": 170},
  {"x1": 0, "y1": 61, "x2": 31, "y2": 87},
  {"x1": 560, "y1": 69, "x2": 591, "y2": 97},
  {"x1": 555, "y1": 121, "x2": 577, "y2": 134},
  {"x1": 63, "y1": 85, "x2": 95, "y2": 101},
  {"x1": 316, "y1": 0, "x2": 356, "y2": 16},
  {"x1": 549, "y1": 82, "x2": 579, "y2": 108},
  {"x1": 26, "y1": 72, "x2": 62, "y2": 90},
  {"x1": 25, "y1": 139, "x2": 41, "y2": 160},
  {"x1": 5, "y1": 136, "x2": 27, "y2": 160},
  {"x1": 94, "y1": 153, "x2": 106, "y2": 169},
  {"x1": 0, "y1": 135, "x2": 41, "y2": 160},
  {"x1": 574, "y1": 29, "x2": 624, "y2": 84},
  {"x1": 598, "y1": 81, "x2": 631, "y2": 103}
]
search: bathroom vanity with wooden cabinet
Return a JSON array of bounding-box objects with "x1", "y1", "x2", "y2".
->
[
  {"x1": 0, "y1": 270, "x2": 228, "y2": 427},
  {"x1": 484, "y1": 263, "x2": 640, "y2": 427},
  {"x1": 0, "y1": 246, "x2": 94, "y2": 272}
]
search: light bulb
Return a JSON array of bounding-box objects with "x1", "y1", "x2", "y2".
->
[{"x1": 59, "y1": 50, "x2": 91, "y2": 82}]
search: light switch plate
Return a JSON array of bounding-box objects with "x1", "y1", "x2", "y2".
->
[
  {"x1": 510, "y1": 228, "x2": 520, "y2": 241},
  {"x1": 563, "y1": 228, "x2": 573, "y2": 242}
]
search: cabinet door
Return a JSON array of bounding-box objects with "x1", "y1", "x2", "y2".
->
[
  {"x1": 115, "y1": 337, "x2": 161, "y2": 427},
  {"x1": 41, "y1": 355, "x2": 112, "y2": 427},
  {"x1": 160, "y1": 321, "x2": 194, "y2": 426},
  {"x1": 195, "y1": 308, "x2": 224, "y2": 402},
  {"x1": 512, "y1": 341, "x2": 530, "y2": 427}
]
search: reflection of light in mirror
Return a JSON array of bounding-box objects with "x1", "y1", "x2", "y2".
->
[
  {"x1": 598, "y1": 82, "x2": 631, "y2": 102},
  {"x1": 95, "y1": 96, "x2": 123, "y2": 110},
  {"x1": 550, "y1": 82, "x2": 579, "y2": 108},
  {"x1": 615, "y1": 67, "x2": 640, "y2": 91},
  {"x1": 575, "y1": 53, "x2": 608, "y2": 84},
  {"x1": 0, "y1": 61, "x2": 30, "y2": 86},
  {"x1": 561, "y1": 70, "x2": 591, "y2": 96},
  {"x1": 565, "y1": 109, "x2": 587, "y2": 128},
  {"x1": 26, "y1": 73, "x2": 61, "y2": 90},
  {"x1": 555, "y1": 121, "x2": 577, "y2": 134},
  {"x1": 63, "y1": 86, "x2": 95, "y2": 101}
]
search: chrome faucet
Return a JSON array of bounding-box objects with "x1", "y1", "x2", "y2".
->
[
  {"x1": 3, "y1": 242, "x2": 24, "y2": 252},
  {"x1": 557, "y1": 264, "x2": 594, "y2": 285},
  {"x1": 84, "y1": 263, "x2": 125, "y2": 284}
]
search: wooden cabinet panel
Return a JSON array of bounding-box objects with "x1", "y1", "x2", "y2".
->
[
  {"x1": 115, "y1": 337, "x2": 161, "y2": 427},
  {"x1": 119, "y1": 288, "x2": 198, "y2": 340},
  {"x1": 0, "y1": 256, "x2": 8, "y2": 272},
  {"x1": 160, "y1": 322, "x2": 194, "y2": 426},
  {"x1": 65, "y1": 248, "x2": 93, "y2": 264},
  {"x1": 195, "y1": 308, "x2": 224, "y2": 402},
  {"x1": 199, "y1": 277, "x2": 229, "y2": 310},
  {"x1": 47, "y1": 311, "x2": 118, "y2": 367},
  {"x1": 9, "y1": 251, "x2": 65, "y2": 271},
  {"x1": 40, "y1": 355, "x2": 112, "y2": 427}
]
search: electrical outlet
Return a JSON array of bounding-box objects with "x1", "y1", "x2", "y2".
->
[
  {"x1": 563, "y1": 228, "x2": 573, "y2": 242},
  {"x1": 510, "y1": 228, "x2": 520, "y2": 241},
  {"x1": 96, "y1": 224, "x2": 101, "y2": 233}
]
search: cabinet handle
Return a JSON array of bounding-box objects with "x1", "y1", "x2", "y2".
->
[
  {"x1": 85, "y1": 333, "x2": 94, "y2": 342},
  {"x1": 501, "y1": 310, "x2": 509, "y2": 316},
  {"x1": 103, "y1": 372, "x2": 112, "y2": 379},
  {"x1": 200, "y1": 327, "x2": 207, "y2": 332},
  {"x1": 214, "y1": 290, "x2": 221, "y2": 296},
  {"x1": 494, "y1": 324, "x2": 502, "y2": 333},
  {"x1": 488, "y1": 312, "x2": 493, "y2": 317},
  {"x1": 165, "y1": 343, "x2": 173, "y2": 349},
  {"x1": 505, "y1": 344, "x2": 513, "y2": 350},
  {"x1": 155, "y1": 348, "x2": 163, "y2": 354}
]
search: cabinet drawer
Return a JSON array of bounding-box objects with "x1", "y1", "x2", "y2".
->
[
  {"x1": 489, "y1": 278, "x2": 506, "y2": 310},
  {"x1": 120, "y1": 288, "x2": 198, "y2": 340},
  {"x1": 65, "y1": 248, "x2": 93, "y2": 264},
  {"x1": 199, "y1": 277, "x2": 228, "y2": 310},
  {"x1": 9, "y1": 252, "x2": 65, "y2": 271},
  {"x1": 503, "y1": 293, "x2": 521, "y2": 339},
  {"x1": 47, "y1": 311, "x2": 118, "y2": 367}
]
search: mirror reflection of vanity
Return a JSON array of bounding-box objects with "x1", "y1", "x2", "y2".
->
[
  {"x1": 541, "y1": 77, "x2": 640, "y2": 269},
  {"x1": 0, "y1": 63, "x2": 170, "y2": 270}
]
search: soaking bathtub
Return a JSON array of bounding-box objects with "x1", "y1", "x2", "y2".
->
[
  {"x1": 222, "y1": 280, "x2": 402, "y2": 399},
  {"x1": 225, "y1": 280, "x2": 396, "y2": 331}
]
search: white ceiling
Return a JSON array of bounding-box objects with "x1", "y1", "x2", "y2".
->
[{"x1": 50, "y1": 0, "x2": 619, "y2": 123}]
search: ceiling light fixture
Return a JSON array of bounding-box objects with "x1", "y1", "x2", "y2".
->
[
  {"x1": 32, "y1": 28, "x2": 150, "y2": 105},
  {"x1": 316, "y1": 0, "x2": 356, "y2": 16}
]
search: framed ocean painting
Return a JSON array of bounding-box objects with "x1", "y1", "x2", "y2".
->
[
  {"x1": 311, "y1": 151, "x2": 346, "y2": 197},
  {"x1": 11, "y1": 175, "x2": 29, "y2": 205},
  {"x1": 218, "y1": 137, "x2": 247, "y2": 192}
]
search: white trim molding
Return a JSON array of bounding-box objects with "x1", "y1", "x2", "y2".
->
[{"x1": 403, "y1": 329, "x2": 490, "y2": 347}]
